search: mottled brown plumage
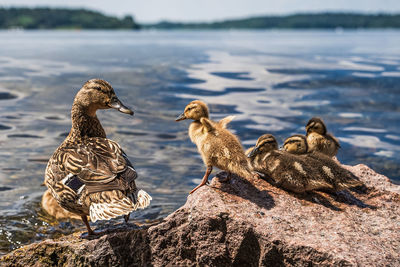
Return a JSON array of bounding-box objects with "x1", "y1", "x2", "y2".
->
[
  {"x1": 306, "y1": 117, "x2": 340, "y2": 157},
  {"x1": 247, "y1": 134, "x2": 362, "y2": 193},
  {"x1": 176, "y1": 100, "x2": 253, "y2": 194},
  {"x1": 44, "y1": 79, "x2": 151, "y2": 235}
]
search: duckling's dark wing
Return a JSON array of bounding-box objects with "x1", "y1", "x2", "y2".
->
[
  {"x1": 327, "y1": 133, "x2": 341, "y2": 148},
  {"x1": 308, "y1": 152, "x2": 362, "y2": 190}
]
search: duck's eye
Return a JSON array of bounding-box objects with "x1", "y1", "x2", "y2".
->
[{"x1": 93, "y1": 86, "x2": 102, "y2": 91}]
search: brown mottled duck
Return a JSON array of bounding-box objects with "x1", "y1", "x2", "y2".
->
[{"x1": 44, "y1": 79, "x2": 151, "y2": 235}]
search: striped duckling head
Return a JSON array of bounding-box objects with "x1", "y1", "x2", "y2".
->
[
  {"x1": 283, "y1": 134, "x2": 308, "y2": 154},
  {"x1": 247, "y1": 134, "x2": 278, "y2": 158}
]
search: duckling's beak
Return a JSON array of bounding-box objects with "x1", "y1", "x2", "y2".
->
[
  {"x1": 108, "y1": 97, "x2": 134, "y2": 116},
  {"x1": 175, "y1": 113, "x2": 186, "y2": 121},
  {"x1": 247, "y1": 146, "x2": 260, "y2": 158}
]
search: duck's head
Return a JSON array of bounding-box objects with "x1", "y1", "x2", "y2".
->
[
  {"x1": 74, "y1": 79, "x2": 133, "y2": 117},
  {"x1": 306, "y1": 117, "x2": 326, "y2": 135},
  {"x1": 283, "y1": 134, "x2": 308, "y2": 154},
  {"x1": 175, "y1": 100, "x2": 209, "y2": 121},
  {"x1": 247, "y1": 134, "x2": 278, "y2": 158}
]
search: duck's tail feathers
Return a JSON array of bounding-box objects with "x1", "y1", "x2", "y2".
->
[
  {"x1": 218, "y1": 115, "x2": 235, "y2": 129},
  {"x1": 89, "y1": 189, "x2": 152, "y2": 222},
  {"x1": 132, "y1": 189, "x2": 152, "y2": 210}
]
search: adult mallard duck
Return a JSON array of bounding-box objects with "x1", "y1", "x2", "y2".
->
[
  {"x1": 44, "y1": 79, "x2": 151, "y2": 235},
  {"x1": 305, "y1": 117, "x2": 340, "y2": 157},
  {"x1": 247, "y1": 134, "x2": 362, "y2": 193},
  {"x1": 176, "y1": 100, "x2": 254, "y2": 194}
]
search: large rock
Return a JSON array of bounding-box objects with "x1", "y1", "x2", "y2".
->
[{"x1": 1, "y1": 164, "x2": 399, "y2": 266}]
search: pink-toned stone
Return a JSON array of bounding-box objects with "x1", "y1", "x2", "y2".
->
[{"x1": 1, "y1": 164, "x2": 399, "y2": 266}]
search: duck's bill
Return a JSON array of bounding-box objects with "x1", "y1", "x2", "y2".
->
[
  {"x1": 109, "y1": 97, "x2": 134, "y2": 115},
  {"x1": 247, "y1": 146, "x2": 260, "y2": 158},
  {"x1": 175, "y1": 113, "x2": 186, "y2": 121}
]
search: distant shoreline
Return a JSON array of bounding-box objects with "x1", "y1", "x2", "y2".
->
[{"x1": 0, "y1": 8, "x2": 399, "y2": 30}]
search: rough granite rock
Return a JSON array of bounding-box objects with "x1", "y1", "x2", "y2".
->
[{"x1": 1, "y1": 164, "x2": 399, "y2": 266}]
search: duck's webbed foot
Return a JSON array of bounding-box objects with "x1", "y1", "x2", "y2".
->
[{"x1": 190, "y1": 166, "x2": 212, "y2": 194}]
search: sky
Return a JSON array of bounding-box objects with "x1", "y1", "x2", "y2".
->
[{"x1": 0, "y1": 0, "x2": 400, "y2": 23}]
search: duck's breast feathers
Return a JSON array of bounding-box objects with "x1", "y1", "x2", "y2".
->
[{"x1": 47, "y1": 137, "x2": 136, "y2": 188}]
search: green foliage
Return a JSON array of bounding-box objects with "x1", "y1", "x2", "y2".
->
[
  {"x1": 148, "y1": 13, "x2": 400, "y2": 29},
  {"x1": 0, "y1": 8, "x2": 140, "y2": 29}
]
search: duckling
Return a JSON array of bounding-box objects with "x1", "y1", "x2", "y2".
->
[
  {"x1": 41, "y1": 189, "x2": 81, "y2": 220},
  {"x1": 305, "y1": 117, "x2": 340, "y2": 157},
  {"x1": 176, "y1": 100, "x2": 253, "y2": 194},
  {"x1": 247, "y1": 134, "x2": 362, "y2": 193},
  {"x1": 44, "y1": 79, "x2": 152, "y2": 235},
  {"x1": 282, "y1": 134, "x2": 308, "y2": 154}
]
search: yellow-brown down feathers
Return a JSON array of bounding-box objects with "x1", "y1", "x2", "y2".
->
[{"x1": 177, "y1": 100, "x2": 253, "y2": 180}]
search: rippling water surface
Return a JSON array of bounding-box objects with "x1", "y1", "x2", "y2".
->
[{"x1": 0, "y1": 30, "x2": 399, "y2": 254}]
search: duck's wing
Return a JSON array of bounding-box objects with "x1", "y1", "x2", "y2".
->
[
  {"x1": 218, "y1": 115, "x2": 235, "y2": 129},
  {"x1": 61, "y1": 138, "x2": 128, "y2": 183},
  {"x1": 327, "y1": 133, "x2": 341, "y2": 148},
  {"x1": 200, "y1": 117, "x2": 215, "y2": 132},
  {"x1": 307, "y1": 152, "x2": 362, "y2": 190},
  {"x1": 46, "y1": 137, "x2": 151, "y2": 222}
]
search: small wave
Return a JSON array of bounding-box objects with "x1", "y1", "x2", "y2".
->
[
  {"x1": 0, "y1": 92, "x2": 18, "y2": 101},
  {"x1": 7, "y1": 134, "x2": 43, "y2": 139},
  {"x1": 0, "y1": 124, "x2": 12, "y2": 130}
]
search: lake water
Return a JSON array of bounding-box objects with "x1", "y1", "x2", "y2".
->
[{"x1": 0, "y1": 30, "x2": 399, "y2": 254}]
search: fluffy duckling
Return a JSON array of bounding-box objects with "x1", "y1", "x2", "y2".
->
[
  {"x1": 247, "y1": 134, "x2": 362, "y2": 193},
  {"x1": 176, "y1": 100, "x2": 253, "y2": 194},
  {"x1": 282, "y1": 134, "x2": 308, "y2": 154},
  {"x1": 306, "y1": 117, "x2": 340, "y2": 157},
  {"x1": 45, "y1": 79, "x2": 152, "y2": 235}
]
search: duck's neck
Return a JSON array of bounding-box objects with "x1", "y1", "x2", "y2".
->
[{"x1": 68, "y1": 103, "x2": 106, "y2": 140}]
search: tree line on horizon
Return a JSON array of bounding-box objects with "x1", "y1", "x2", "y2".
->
[
  {"x1": 0, "y1": 8, "x2": 399, "y2": 30},
  {"x1": 0, "y1": 8, "x2": 139, "y2": 29},
  {"x1": 149, "y1": 13, "x2": 400, "y2": 29}
]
